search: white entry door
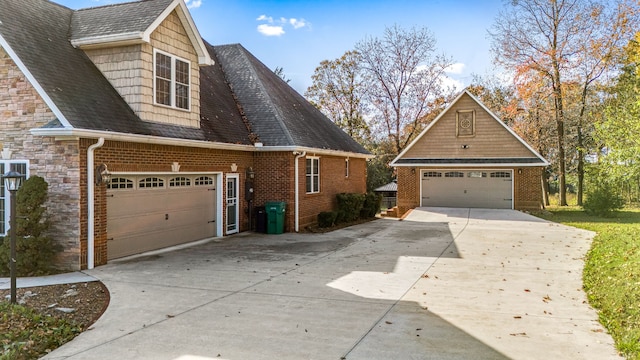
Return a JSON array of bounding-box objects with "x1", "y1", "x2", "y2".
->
[{"x1": 226, "y1": 174, "x2": 239, "y2": 234}]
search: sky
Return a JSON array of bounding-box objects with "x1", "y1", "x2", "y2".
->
[{"x1": 56, "y1": 0, "x2": 505, "y2": 94}]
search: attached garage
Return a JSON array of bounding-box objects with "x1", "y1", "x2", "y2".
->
[
  {"x1": 421, "y1": 170, "x2": 513, "y2": 209},
  {"x1": 106, "y1": 173, "x2": 222, "y2": 259}
]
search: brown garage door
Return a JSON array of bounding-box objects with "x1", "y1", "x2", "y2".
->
[
  {"x1": 106, "y1": 174, "x2": 217, "y2": 259},
  {"x1": 421, "y1": 170, "x2": 512, "y2": 209}
]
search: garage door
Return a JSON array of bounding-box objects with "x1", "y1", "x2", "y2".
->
[
  {"x1": 106, "y1": 174, "x2": 218, "y2": 259},
  {"x1": 421, "y1": 170, "x2": 512, "y2": 209}
]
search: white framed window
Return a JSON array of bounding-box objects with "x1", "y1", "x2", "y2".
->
[
  {"x1": 1, "y1": 160, "x2": 29, "y2": 236},
  {"x1": 154, "y1": 49, "x2": 190, "y2": 110},
  {"x1": 169, "y1": 177, "x2": 191, "y2": 187},
  {"x1": 108, "y1": 177, "x2": 134, "y2": 190},
  {"x1": 139, "y1": 177, "x2": 164, "y2": 189},
  {"x1": 306, "y1": 157, "x2": 320, "y2": 194}
]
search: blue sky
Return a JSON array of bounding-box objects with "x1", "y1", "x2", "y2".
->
[{"x1": 56, "y1": 0, "x2": 504, "y2": 94}]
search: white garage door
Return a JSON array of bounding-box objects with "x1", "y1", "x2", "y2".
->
[
  {"x1": 107, "y1": 174, "x2": 218, "y2": 259},
  {"x1": 421, "y1": 170, "x2": 512, "y2": 209}
]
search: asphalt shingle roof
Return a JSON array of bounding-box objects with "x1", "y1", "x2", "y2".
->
[
  {"x1": 70, "y1": 0, "x2": 174, "y2": 41},
  {"x1": 214, "y1": 44, "x2": 369, "y2": 154},
  {"x1": 1, "y1": 0, "x2": 368, "y2": 155}
]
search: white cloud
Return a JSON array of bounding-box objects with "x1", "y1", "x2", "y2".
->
[
  {"x1": 257, "y1": 24, "x2": 285, "y2": 37},
  {"x1": 256, "y1": 14, "x2": 310, "y2": 36},
  {"x1": 445, "y1": 62, "x2": 466, "y2": 75},
  {"x1": 289, "y1": 18, "x2": 307, "y2": 29},
  {"x1": 185, "y1": 0, "x2": 202, "y2": 9},
  {"x1": 256, "y1": 15, "x2": 273, "y2": 23},
  {"x1": 441, "y1": 75, "x2": 465, "y2": 92}
]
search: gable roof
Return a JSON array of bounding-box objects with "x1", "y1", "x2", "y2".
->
[
  {"x1": 1, "y1": 0, "x2": 369, "y2": 157},
  {"x1": 390, "y1": 89, "x2": 548, "y2": 167},
  {"x1": 70, "y1": 0, "x2": 212, "y2": 65},
  {"x1": 213, "y1": 44, "x2": 370, "y2": 155}
]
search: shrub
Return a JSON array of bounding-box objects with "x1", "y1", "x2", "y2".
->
[
  {"x1": 0, "y1": 176, "x2": 60, "y2": 276},
  {"x1": 336, "y1": 193, "x2": 365, "y2": 222},
  {"x1": 317, "y1": 211, "x2": 338, "y2": 228},
  {"x1": 361, "y1": 192, "x2": 382, "y2": 218},
  {"x1": 583, "y1": 185, "x2": 624, "y2": 217}
]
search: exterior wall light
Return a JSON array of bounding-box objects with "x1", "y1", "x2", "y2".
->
[
  {"x1": 95, "y1": 163, "x2": 112, "y2": 185},
  {"x1": 2, "y1": 170, "x2": 25, "y2": 304}
]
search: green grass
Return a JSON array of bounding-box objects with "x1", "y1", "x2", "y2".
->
[
  {"x1": 0, "y1": 302, "x2": 80, "y2": 360},
  {"x1": 536, "y1": 206, "x2": 640, "y2": 359}
]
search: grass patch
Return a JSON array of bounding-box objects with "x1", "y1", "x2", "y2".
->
[
  {"x1": 0, "y1": 302, "x2": 81, "y2": 360},
  {"x1": 536, "y1": 206, "x2": 640, "y2": 359}
]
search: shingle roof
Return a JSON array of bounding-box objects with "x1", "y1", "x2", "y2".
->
[
  {"x1": 1, "y1": 0, "x2": 368, "y2": 155},
  {"x1": 70, "y1": 0, "x2": 174, "y2": 41},
  {"x1": 214, "y1": 44, "x2": 370, "y2": 155}
]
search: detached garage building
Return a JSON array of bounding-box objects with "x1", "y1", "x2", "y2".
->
[{"x1": 391, "y1": 89, "x2": 548, "y2": 216}]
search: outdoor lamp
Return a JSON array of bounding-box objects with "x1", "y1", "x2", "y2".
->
[
  {"x1": 3, "y1": 170, "x2": 25, "y2": 304},
  {"x1": 95, "y1": 163, "x2": 112, "y2": 185},
  {"x1": 3, "y1": 170, "x2": 24, "y2": 191}
]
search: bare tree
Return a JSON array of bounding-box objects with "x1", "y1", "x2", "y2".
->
[
  {"x1": 356, "y1": 25, "x2": 452, "y2": 154},
  {"x1": 305, "y1": 51, "x2": 370, "y2": 144}
]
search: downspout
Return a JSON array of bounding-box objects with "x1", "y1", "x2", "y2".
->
[
  {"x1": 87, "y1": 137, "x2": 105, "y2": 269},
  {"x1": 293, "y1": 151, "x2": 306, "y2": 232}
]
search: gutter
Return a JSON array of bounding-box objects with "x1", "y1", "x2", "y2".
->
[
  {"x1": 293, "y1": 151, "x2": 306, "y2": 232},
  {"x1": 86, "y1": 138, "x2": 105, "y2": 270}
]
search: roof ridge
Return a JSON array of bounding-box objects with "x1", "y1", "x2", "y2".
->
[{"x1": 74, "y1": 0, "x2": 159, "y2": 12}]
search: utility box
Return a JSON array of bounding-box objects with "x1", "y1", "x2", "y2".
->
[{"x1": 265, "y1": 201, "x2": 286, "y2": 234}]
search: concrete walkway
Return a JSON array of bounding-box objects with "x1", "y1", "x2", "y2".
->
[
  {"x1": 0, "y1": 272, "x2": 97, "y2": 290},
  {"x1": 44, "y1": 208, "x2": 618, "y2": 360}
]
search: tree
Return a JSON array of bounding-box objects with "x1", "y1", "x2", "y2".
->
[
  {"x1": 305, "y1": 51, "x2": 370, "y2": 144},
  {"x1": 490, "y1": 0, "x2": 639, "y2": 206},
  {"x1": 596, "y1": 32, "x2": 640, "y2": 199},
  {"x1": 356, "y1": 25, "x2": 452, "y2": 154}
]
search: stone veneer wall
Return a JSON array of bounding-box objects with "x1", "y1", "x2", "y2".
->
[{"x1": 0, "y1": 47, "x2": 82, "y2": 270}]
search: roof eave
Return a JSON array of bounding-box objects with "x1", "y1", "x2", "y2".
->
[
  {"x1": 71, "y1": 32, "x2": 147, "y2": 49},
  {"x1": 390, "y1": 161, "x2": 550, "y2": 167},
  {"x1": 256, "y1": 145, "x2": 374, "y2": 159},
  {"x1": 29, "y1": 127, "x2": 254, "y2": 151}
]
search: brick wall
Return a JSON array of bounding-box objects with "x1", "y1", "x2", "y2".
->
[
  {"x1": 80, "y1": 139, "x2": 254, "y2": 268},
  {"x1": 396, "y1": 167, "x2": 420, "y2": 216},
  {"x1": 396, "y1": 166, "x2": 544, "y2": 217},
  {"x1": 514, "y1": 167, "x2": 544, "y2": 210},
  {"x1": 1, "y1": 47, "x2": 82, "y2": 270}
]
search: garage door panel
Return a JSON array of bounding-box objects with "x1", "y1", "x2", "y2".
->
[
  {"x1": 421, "y1": 170, "x2": 512, "y2": 209},
  {"x1": 107, "y1": 175, "x2": 217, "y2": 260}
]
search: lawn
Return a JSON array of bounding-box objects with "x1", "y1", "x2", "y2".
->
[{"x1": 536, "y1": 206, "x2": 640, "y2": 359}]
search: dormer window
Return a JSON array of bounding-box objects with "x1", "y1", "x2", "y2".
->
[{"x1": 154, "y1": 49, "x2": 190, "y2": 111}]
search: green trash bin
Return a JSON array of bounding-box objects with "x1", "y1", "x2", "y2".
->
[{"x1": 266, "y1": 201, "x2": 286, "y2": 234}]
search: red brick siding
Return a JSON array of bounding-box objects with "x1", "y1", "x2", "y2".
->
[
  {"x1": 396, "y1": 167, "x2": 420, "y2": 216},
  {"x1": 79, "y1": 139, "x2": 254, "y2": 268}
]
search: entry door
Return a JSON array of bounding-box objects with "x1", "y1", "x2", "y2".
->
[{"x1": 226, "y1": 174, "x2": 239, "y2": 234}]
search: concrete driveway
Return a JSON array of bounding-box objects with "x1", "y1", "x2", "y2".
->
[{"x1": 45, "y1": 208, "x2": 619, "y2": 360}]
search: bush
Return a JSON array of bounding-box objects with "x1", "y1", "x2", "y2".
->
[
  {"x1": 317, "y1": 211, "x2": 338, "y2": 228},
  {"x1": 0, "y1": 176, "x2": 60, "y2": 276},
  {"x1": 583, "y1": 185, "x2": 624, "y2": 217},
  {"x1": 336, "y1": 193, "x2": 365, "y2": 222},
  {"x1": 361, "y1": 192, "x2": 382, "y2": 218}
]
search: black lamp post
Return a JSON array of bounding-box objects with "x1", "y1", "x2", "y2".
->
[{"x1": 3, "y1": 170, "x2": 25, "y2": 304}]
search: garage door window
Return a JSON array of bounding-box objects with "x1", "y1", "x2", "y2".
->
[
  {"x1": 195, "y1": 176, "x2": 214, "y2": 186},
  {"x1": 468, "y1": 171, "x2": 486, "y2": 178},
  {"x1": 169, "y1": 177, "x2": 191, "y2": 187},
  {"x1": 445, "y1": 171, "x2": 464, "y2": 178},
  {"x1": 490, "y1": 172, "x2": 511, "y2": 178},
  {"x1": 108, "y1": 178, "x2": 134, "y2": 190},
  {"x1": 424, "y1": 171, "x2": 442, "y2": 178},
  {"x1": 139, "y1": 177, "x2": 164, "y2": 189}
]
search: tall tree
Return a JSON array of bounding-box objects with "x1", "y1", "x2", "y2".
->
[
  {"x1": 490, "y1": 0, "x2": 639, "y2": 206},
  {"x1": 356, "y1": 25, "x2": 452, "y2": 154},
  {"x1": 596, "y1": 32, "x2": 640, "y2": 190},
  {"x1": 305, "y1": 51, "x2": 370, "y2": 144}
]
